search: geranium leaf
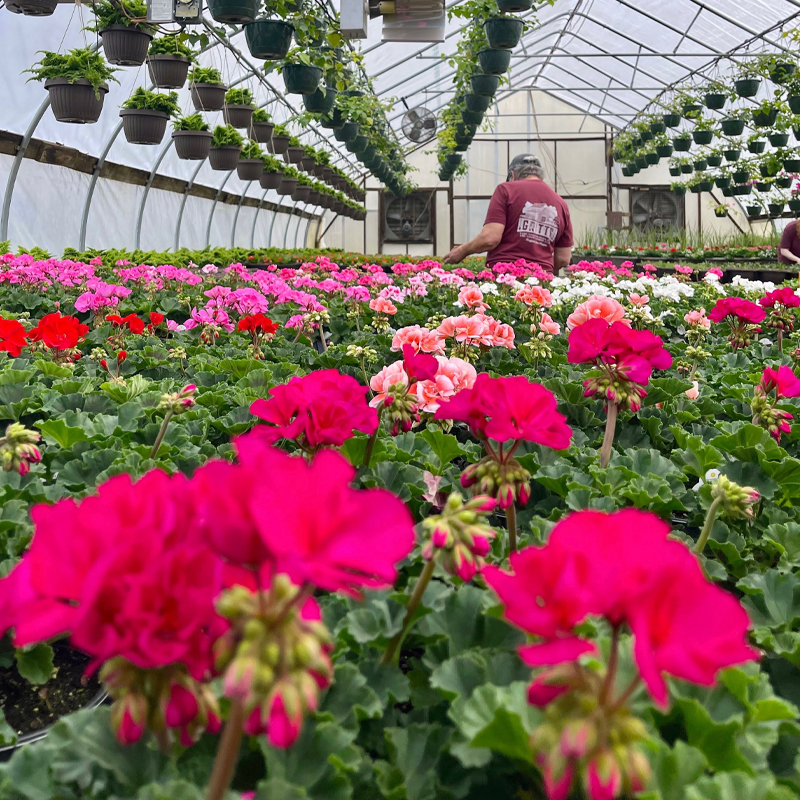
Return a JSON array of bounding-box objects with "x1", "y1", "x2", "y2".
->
[{"x1": 15, "y1": 643, "x2": 54, "y2": 685}]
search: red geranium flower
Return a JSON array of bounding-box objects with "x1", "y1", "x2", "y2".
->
[
  {"x1": 28, "y1": 312, "x2": 89, "y2": 351},
  {"x1": 149, "y1": 312, "x2": 165, "y2": 326},
  {"x1": 238, "y1": 313, "x2": 279, "y2": 334},
  {"x1": 0, "y1": 319, "x2": 29, "y2": 357}
]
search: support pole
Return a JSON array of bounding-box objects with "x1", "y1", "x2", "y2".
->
[
  {"x1": 134, "y1": 140, "x2": 174, "y2": 250},
  {"x1": 250, "y1": 189, "x2": 269, "y2": 249},
  {"x1": 231, "y1": 181, "x2": 253, "y2": 247},
  {"x1": 205, "y1": 170, "x2": 235, "y2": 248},
  {"x1": 174, "y1": 161, "x2": 205, "y2": 252}
]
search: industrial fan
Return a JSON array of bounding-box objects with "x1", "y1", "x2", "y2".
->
[
  {"x1": 631, "y1": 189, "x2": 684, "y2": 231},
  {"x1": 383, "y1": 191, "x2": 433, "y2": 242},
  {"x1": 401, "y1": 107, "x2": 437, "y2": 144}
]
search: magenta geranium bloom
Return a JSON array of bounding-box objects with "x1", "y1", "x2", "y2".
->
[
  {"x1": 708, "y1": 297, "x2": 766, "y2": 324},
  {"x1": 760, "y1": 365, "x2": 800, "y2": 399},
  {"x1": 760, "y1": 286, "x2": 800, "y2": 309}
]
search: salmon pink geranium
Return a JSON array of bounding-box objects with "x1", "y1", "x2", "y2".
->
[{"x1": 567, "y1": 295, "x2": 628, "y2": 330}]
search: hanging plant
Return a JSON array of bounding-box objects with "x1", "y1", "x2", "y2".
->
[
  {"x1": 703, "y1": 79, "x2": 731, "y2": 110},
  {"x1": 171, "y1": 113, "x2": 212, "y2": 161},
  {"x1": 189, "y1": 67, "x2": 226, "y2": 112},
  {"x1": 206, "y1": 0, "x2": 258, "y2": 25},
  {"x1": 260, "y1": 154, "x2": 285, "y2": 189},
  {"x1": 754, "y1": 53, "x2": 797, "y2": 85},
  {"x1": 119, "y1": 87, "x2": 179, "y2": 145},
  {"x1": 734, "y1": 60, "x2": 762, "y2": 97},
  {"x1": 86, "y1": 0, "x2": 155, "y2": 67},
  {"x1": 270, "y1": 123, "x2": 292, "y2": 155},
  {"x1": 25, "y1": 48, "x2": 118, "y2": 124},
  {"x1": 249, "y1": 108, "x2": 274, "y2": 145},
  {"x1": 237, "y1": 141, "x2": 265, "y2": 181},
  {"x1": 223, "y1": 87, "x2": 255, "y2": 129},
  {"x1": 209, "y1": 125, "x2": 244, "y2": 171},
  {"x1": 147, "y1": 36, "x2": 197, "y2": 89}
]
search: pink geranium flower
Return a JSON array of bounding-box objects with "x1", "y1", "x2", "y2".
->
[
  {"x1": 684, "y1": 309, "x2": 711, "y2": 329},
  {"x1": 566, "y1": 295, "x2": 628, "y2": 330},
  {"x1": 457, "y1": 285, "x2": 489, "y2": 311},
  {"x1": 539, "y1": 313, "x2": 561, "y2": 336},
  {"x1": 391, "y1": 325, "x2": 445, "y2": 355},
  {"x1": 760, "y1": 365, "x2": 800, "y2": 399},
  {"x1": 515, "y1": 286, "x2": 552, "y2": 307},
  {"x1": 369, "y1": 361, "x2": 409, "y2": 408},
  {"x1": 708, "y1": 297, "x2": 766, "y2": 324},
  {"x1": 369, "y1": 297, "x2": 397, "y2": 315},
  {"x1": 760, "y1": 286, "x2": 800, "y2": 309},
  {"x1": 415, "y1": 356, "x2": 477, "y2": 413}
]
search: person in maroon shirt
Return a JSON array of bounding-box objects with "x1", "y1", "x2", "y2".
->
[
  {"x1": 779, "y1": 219, "x2": 800, "y2": 265},
  {"x1": 442, "y1": 154, "x2": 574, "y2": 273}
]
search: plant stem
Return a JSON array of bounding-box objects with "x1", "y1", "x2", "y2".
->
[
  {"x1": 778, "y1": 328, "x2": 783, "y2": 352},
  {"x1": 599, "y1": 625, "x2": 620, "y2": 707},
  {"x1": 381, "y1": 556, "x2": 437, "y2": 666},
  {"x1": 599, "y1": 402, "x2": 618, "y2": 469},
  {"x1": 150, "y1": 410, "x2": 174, "y2": 460},
  {"x1": 689, "y1": 361, "x2": 698, "y2": 381},
  {"x1": 206, "y1": 698, "x2": 245, "y2": 800},
  {"x1": 694, "y1": 495, "x2": 723, "y2": 555},
  {"x1": 154, "y1": 727, "x2": 172, "y2": 756},
  {"x1": 505, "y1": 503, "x2": 518, "y2": 554},
  {"x1": 319, "y1": 326, "x2": 327, "y2": 351},
  {"x1": 608, "y1": 676, "x2": 642, "y2": 715}
]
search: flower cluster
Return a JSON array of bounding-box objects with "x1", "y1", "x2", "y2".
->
[
  {"x1": 751, "y1": 365, "x2": 800, "y2": 441},
  {"x1": 708, "y1": 297, "x2": 766, "y2": 350}
]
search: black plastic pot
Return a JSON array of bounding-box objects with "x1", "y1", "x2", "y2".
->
[
  {"x1": 795, "y1": 126, "x2": 800, "y2": 141},
  {"x1": 303, "y1": 87, "x2": 337, "y2": 113},
  {"x1": 260, "y1": 171, "x2": 284, "y2": 189},
  {"x1": 191, "y1": 82, "x2": 226, "y2": 112},
  {"x1": 250, "y1": 120, "x2": 274, "y2": 144},
  {"x1": 45, "y1": 78, "x2": 107, "y2": 124},
  {"x1": 496, "y1": 0, "x2": 531, "y2": 10},
  {"x1": 692, "y1": 129, "x2": 714, "y2": 145},
  {"x1": 100, "y1": 25, "x2": 152, "y2": 66},
  {"x1": 645, "y1": 152, "x2": 659, "y2": 165},
  {"x1": 292, "y1": 185, "x2": 311, "y2": 202},
  {"x1": 626, "y1": 162, "x2": 639, "y2": 174},
  {"x1": 735, "y1": 78, "x2": 761, "y2": 98},
  {"x1": 445, "y1": 154, "x2": 462, "y2": 167},
  {"x1": 769, "y1": 132, "x2": 790, "y2": 147},
  {"x1": 640, "y1": 130, "x2": 653, "y2": 142},
  {"x1": 733, "y1": 184, "x2": 752, "y2": 196},
  {"x1": 621, "y1": 166, "x2": 634, "y2": 177},
  {"x1": 470, "y1": 73, "x2": 500, "y2": 96},
  {"x1": 209, "y1": 145, "x2": 241, "y2": 171},
  {"x1": 789, "y1": 95, "x2": 800, "y2": 114},
  {"x1": 669, "y1": 166, "x2": 681, "y2": 176},
  {"x1": 769, "y1": 202, "x2": 785, "y2": 216},
  {"x1": 756, "y1": 181, "x2": 771, "y2": 191},
  {"x1": 752, "y1": 107, "x2": 778, "y2": 127},
  {"x1": 635, "y1": 156, "x2": 647, "y2": 169},
  {"x1": 650, "y1": 121, "x2": 666, "y2": 134},
  {"x1": 277, "y1": 177, "x2": 299, "y2": 195},
  {"x1": 680, "y1": 163, "x2": 693, "y2": 174},
  {"x1": 672, "y1": 185, "x2": 687, "y2": 195},
  {"x1": 465, "y1": 93, "x2": 491, "y2": 112},
  {"x1": 462, "y1": 110, "x2": 484, "y2": 125},
  {"x1": 697, "y1": 180, "x2": 713, "y2": 191},
  {"x1": 347, "y1": 134, "x2": 369, "y2": 154},
  {"x1": 777, "y1": 176, "x2": 793, "y2": 188},
  {"x1": 147, "y1": 54, "x2": 191, "y2": 89},
  {"x1": 785, "y1": 158, "x2": 800, "y2": 172},
  {"x1": 244, "y1": 19, "x2": 294, "y2": 59},
  {"x1": 662, "y1": 113, "x2": 681, "y2": 128},
  {"x1": 790, "y1": 199, "x2": 800, "y2": 212},
  {"x1": 484, "y1": 17, "x2": 523, "y2": 49},
  {"x1": 237, "y1": 158, "x2": 264, "y2": 181},
  {"x1": 673, "y1": 136, "x2": 692, "y2": 152},
  {"x1": 477, "y1": 47, "x2": 512, "y2": 74},
  {"x1": 223, "y1": 104, "x2": 254, "y2": 129},
  {"x1": 770, "y1": 62, "x2": 796, "y2": 84},
  {"x1": 722, "y1": 187, "x2": 734, "y2": 197},
  {"x1": 119, "y1": 108, "x2": 169, "y2": 145},
  {"x1": 720, "y1": 117, "x2": 745, "y2": 136},
  {"x1": 283, "y1": 64, "x2": 322, "y2": 95},
  {"x1": 704, "y1": 92, "x2": 726, "y2": 110},
  {"x1": 690, "y1": 184, "x2": 702, "y2": 194},
  {"x1": 714, "y1": 209, "x2": 728, "y2": 218},
  {"x1": 334, "y1": 121, "x2": 359, "y2": 143},
  {"x1": 301, "y1": 155, "x2": 315, "y2": 171},
  {"x1": 747, "y1": 205, "x2": 762, "y2": 216},
  {"x1": 285, "y1": 145, "x2": 304, "y2": 163},
  {"x1": 748, "y1": 140, "x2": 766, "y2": 154},
  {"x1": 724, "y1": 149, "x2": 741, "y2": 162},
  {"x1": 172, "y1": 129, "x2": 212, "y2": 160},
  {"x1": 321, "y1": 109, "x2": 345, "y2": 130},
  {"x1": 270, "y1": 134, "x2": 291, "y2": 155},
  {"x1": 682, "y1": 103, "x2": 702, "y2": 118},
  {"x1": 693, "y1": 158, "x2": 708, "y2": 171},
  {"x1": 207, "y1": 0, "x2": 257, "y2": 23},
  {"x1": 732, "y1": 169, "x2": 750, "y2": 183},
  {"x1": 4, "y1": 0, "x2": 57, "y2": 14},
  {"x1": 715, "y1": 176, "x2": 731, "y2": 189}
]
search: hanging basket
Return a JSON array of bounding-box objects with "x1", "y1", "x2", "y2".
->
[
  {"x1": 752, "y1": 107, "x2": 778, "y2": 127},
  {"x1": 789, "y1": 95, "x2": 800, "y2": 114},
  {"x1": 784, "y1": 158, "x2": 800, "y2": 172},
  {"x1": 715, "y1": 176, "x2": 731, "y2": 189},
  {"x1": 462, "y1": 109, "x2": 485, "y2": 125},
  {"x1": 769, "y1": 202, "x2": 785, "y2": 216},
  {"x1": 277, "y1": 177, "x2": 299, "y2": 195},
  {"x1": 206, "y1": 0, "x2": 258, "y2": 24},
  {"x1": 45, "y1": 78, "x2": 108, "y2": 124},
  {"x1": 237, "y1": 159, "x2": 264, "y2": 181},
  {"x1": 655, "y1": 144, "x2": 673, "y2": 158},
  {"x1": 4, "y1": 0, "x2": 57, "y2": 16},
  {"x1": 706, "y1": 155, "x2": 722, "y2": 167},
  {"x1": 119, "y1": 108, "x2": 169, "y2": 145},
  {"x1": 260, "y1": 171, "x2": 284, "y2": 189},
  {"x1": 249, "y1": 120, "x2": 274, "y2": 144},
  {"x1": 723, "y1": 149, "x2": 741, "y2": 162},
  {"x1": 334, "y1": 122, "x2": 359, "y2": 143},
  {"x1": 769, "y1": 132, "x2": 790, "y2": 147},
  {"x1": 282, "y1": 64, "x2": 322, "y2": 95},
  {"x1": 645, "y1": 152, "x2": 659, "y2": 165},
  {"x1": 671, "y1": 185, "x2": 686, "y2": 195},
  {"x1": 465, "y1": 93, "x2": 491, "y2": 113},
  {"x1": 789, "y1": 199, "x2": 800, "y2": 212},
  {"x1": 285, "y1": 145, "x2": 305, "y2": 163},
  {"x1": 680, "y1": 163, "x2": 693, "y2": 174},
  {"x1": 704, "y1": 92, "x2": 726, "y2": 110},
  {"x1": 662, "y1": 113, "x2": 681, "y2": 128},
  {"x1": 747, "y1": 140, "x2": 766, "y2": 154},
  {"x1": 172, "y1": 130, "x2": 212, "y2": 160},
  {"x1": 776, "y1": 176, "x2": 792, "y2": 188},
  {"x1": 693, "y1": 158, "x2": 708, "y2": 171},
  {"x1": 692, "y1": 129, "x2": 714, "y2": 145},
  {"x1": 209, "y1": 145, "x2": 241, "y2": 171},
  {"x1": 147, "y1": 55, "x2": 191, "y2": 89},
  {"x1": 477, "y1": 47, "x2": 512, "y2": 75},
  {"x1": 734, "y1": 78, "x2": 761, "y2": 97},
  {"x1": 244, "y1": 19, "x2": 294, "y2": 59},
  {"x1": 99, "y1": 25, "x2": 153, "y2": 67},
  {"x1": 223, "y1": 104, "x2": 254, "y2": 129},
  {"x1": 714, "y1": 208, "x2": 728, "y2": 218},
  {"x1": 303, "y1": 87, "x2": 337, "y2": 114},
  {"x1": 732, "y1": 169, "x2": 750, "y2": 184},
  {"x1": 668, "y1": 166, "x2": 681, "y2": 177},
  {"x1": 470, "y1": 73, "x2": 500, "y2": 97},
  {"x1": 672, "y1": 136, "x2": 692, "y2": 152},
  {"x1": 720, "y1": 117, "x2": 745, "y2": 136},
  {"x1": 769, "y1": 62, "x2": 796, "y2": 84},
  {"x1": 321, "y1": 109, "x2": 346, "y2": 130},
  {"x1": 191, "y1": 82, "x2": 226, "y2": 112},
  {"x1": 292, "y1": 185, "x2": 311, "y2": 202},
  {"x1": 483, "y1": 18, "x2": 523, "y2": 49},
  {"x1": 270, "y1": 134, "x2": 291, "y2": 155},
  {"x1": 747, "y1": 205, "x2": 763, "y2": 217}
]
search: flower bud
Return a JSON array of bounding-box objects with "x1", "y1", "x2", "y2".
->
[
  {"x1": 112, "y1": 692, "x2": 147, "y2": 746},
  {"x1": 163, "y1": 682, "x2": 199, "y2": 729},
  {"x1": 265, "y1": 681, "x2": 303, "y2": 749},
  {"x1": 585, "y1": 749, "x2": 623, "y2": 800},
  {"x1": 623, "y1": 747, "x2": 651, "y2": 793},
  {"x1": 118, "y1": 350, "x2": 127, "y2": 364},
  {"x1": 559, "y1": 719, "x2": 597, "y2": 759},
  {"x1": 543, "y1": 755, "x2": 575, "y2": 800}
]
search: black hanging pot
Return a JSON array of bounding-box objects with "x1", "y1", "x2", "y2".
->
[
  {"x1": 284, "y1": 145, "x2": 304, "y2": 163},
  {"x1": 470, "y1": 73, "x2": 500, "y2": 97},
  {"x1": 250, "y1": 120, "x2": 274, "y2": 144},
  {"x1": 465, "y1": 93, "x2": 491, "y2": 112},
  {"x1": 669, "y1": 166, "x2": 681, "y2": 176},
  {"x1": 714, "y1": 208, "x2": 728, "y2": 218},
  {"x1": 662, "y1": 113, "x2": 681, "y2": 128},
  {"x1": 462, "y1": 109, "x2": 485, "y2": 125},
  {"x1": 283, "y1": 64, "x2": 322, "y2": 95},
  {"x1": 747, "y1": 205, "x2": 762, "y2": 216},
  {"x1": 4, "y1": 0, "x2": 57, "y2": 15},
  {"x1": 147, "y1": 54, "x2": 191, "y2": 89},
  {"x1": 748, "y1": 140, "x2": 766, "y2": 154},
  {"x1": 692, "y1": 129, "x2": 714, "y2": 145},
  {"x1": 277, "y1": 177, "x2": 299, "y2": 195},
  {"x1": 785, "y1": 158, "x2": 800, "y2": 172},
  {"x1": 321, "y1": 109, "x2": 346, "y2": 130},
  {"x1": 732, "y1": 169, "x2": 750, "y2": 183},
  {"x1": 682, "y1": 103, "x2": 702, "y2": 118},
  {"x1": 656, "y1": 144, "x2": 673, "y2": 158},
  {"x1": 119, "y1": 108, "x2": 169, "y2": 145},
  {"x1": 484, "y1": 18, "x2": 523, "y2": 49},
  {"x1": 789, "y1": 95, "x2": 800, "y2": 114},
  {"x1": 209, "y1": 145, "x2": 241, "y2": 171},
  {"x1": 635, "y1": 156, "x2": 647, "y2": 169},
  {"x1": 207, "y1": 0, "x2": 257, "y2": 23},
  {"x1": 704, "y1": 92, "x2": 726, "y2": 110},
  {"x1": 445, "y1": 154, "x2": 462, "y2": 167},
  {"x1": 756, "y1": 179, "x2": 771, "y2": 191},
  {"x1": 244, "y1": 19, "x2": 294, "y2": 59},
  {"x1": 621, "y1": 166, "x2": 634, "y2": 177},
  {"x1": 724, "y1": 149, "x2": 741, "y2": 162},
  {"x1": 496, "y1": 0, "x2": 532, "y2": 10},
  {"x1": 650, "y1": 121, "x2": 666, "y2": 134},
  {"x1": 715, "y1": 176, "x2": 731, "y2": 188},
  {"x1": 734, "y1": 78, "x2": 761, "y2": 97},
  {"x1": 734, "y1": 184, "x2": 752, "y2": 195},
  {"x1": 769, "y1": 132, "x2": 790, "y2": 147},
  {"x1": 706, "y1": 155, "x2": 722, "y2": 167},
  {"x1": 303, "y1": 87, "x2": 337, "y2": 113},
  {"x1": 300, "y1": 155, "x2": 315, "y2": 171},
  {"x1": 769, "y1": 202, "x2": 785, "y2": 216},
  {"x1": 693, "y1": 158, "x2": 707, "y2": 171},
  {"x1": 438, "y1": 167, "x2": 453, "y2": 181},
  {"x1": 100, "y1": 25, "x2": 153, "y2": 66},
  {"x1": 334, "y1": 121, "x2": 359, "y2": 142},
  {"x1": 795, "y1": 126, "x2": 800, "y2": 141},
  {"x1": 672, "y1": 185, "x2": 687, "y2": 195},
  {"x1": 477, "y1": 47, "x2": 512, "y2": 75},
  {"x1": 720, "y1": 117, "x2": 745, "y2": 136},
  {"x1": 697, "y1": 180, "x2": 713, "y2": 191},
  {"x1": 752, "y1": 106, "x2": 778, "y2": 127},
  {"x1": 191, "y1": 82, "x2": 226, "y2": 112},
  {"x1": 270, "y1": 134, "x2": 291, "y2": 155},
  {"x1": 672, "y1": 136, "x2": 692, "y2": 152},
  {"x1": 645, "y1": 152, "x2": 659, "y2": 165},
  {"x1": 292, "y1": 185, "x2": 311, "y2": 202},
  {"x1": 680, "y1": 163, "x2": 693, "y2": 174},
  {"x1": 639, "y1": 130, "x2": 653, "y2": 142},
  {"x1": 45, "y1": 78, "x2": 107, "y2": 124},
  {"x1": 777, "y1": 176, "x2": 792, "y2": 188},
  {"x1": 237, "y1": 159, "x2": 264, "y2": 181},
  {"x1": 360, "y1": 145, "x2": 377, "y2": 162},
  {"x1": 769, "y1": 62, "x2": 796, "y2": 84},
  {"x1": 172, "y1": 129, "x2": 212, "y2": 160},
  {"x1": 349, "y1": 134, "x2": 370, "y2": 154},
  {"x1": 789, "y1": 199, "x2": 800, "y2": 212},
  {"x1": 722, "y1": 186, "x2": 734, "y2": 197},
  {"x1": 223, "y1": 104, "x2": 254, "y2": 129},
  {"x1": 260, "y1": 171, "x2": 284, "y2": 189}
]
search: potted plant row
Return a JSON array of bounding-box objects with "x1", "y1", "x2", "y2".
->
[
  {"x1": 190, "y1": 67, "x2": 226, "y2": 112},
  {"x1": 88, "y1": 0, "x2": 154, "y2": 67},
  {"x1": 119, "y1": 87, "x2": 179, "y2": 145},
  {"x1": 172, "y1": 113, "x2": 212, "y2": 160},
  {"x1": 147, "y1": 35, "x2": 197, "y2": 89}
]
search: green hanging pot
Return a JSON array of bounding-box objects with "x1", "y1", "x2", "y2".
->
[
  {"x1": 769, "y1": 132, "x2": 790, "y2": 147},
  {"x1": 282, "y1": 64, "x2": 322, "y2": 95},
  {"x1": 477, "y1": 48, "x2": 512, "y2": 75},
  {"x1": 244, "y1": 19, "x2": 294, "y2": 59},
  {"x1": 706, "y1": 155, "x2": 722, "y2": 167},
  {"x1": 302, "y1": 87, "x2": 337, "y2": 114},
  {"x1": 692, "y1": 129, "x2": 714, "y2": 145},
  {"x1": 672, "y1": 136, "x2": 692, "y2": 152},
  {"x1": 334, "y1": 121, "x2": 359, "y2": 142},
  {"x1": 734, "y1": 78, "x2": 761, "y2": 98},
  {"x1": 704, "y1": 92, "x2": 726, "y2": 110},
  {"x1": 656, "y1": 144, "x2": 673, "y2": 158},
  {"x1": 724, "y1": 149, "x2": 741, "y2": 162},
  {"x1": 207, "y1": 0, "x2": 257, "y2": 24},
  {"x1": 715, "y1": 176, "x2": 731, "y2": 189},
  {"x1": 662, "y1": 113, "x2": 681, "y2": 128},
  {"x1": 470, "y1": 73, "x2": 500, "y2": 97},
  {"x1": 752, "y1": 106, "x2": 778, "y2": 127},
  {"x1": 484, "y1": 17, "x2": 523, "y2": 49},
  {"x1": 720, "y1": 117, "x2": 745, "y2": 136},
  {"x1": 465, "y1": 93, "x2": 491, "y2": 113}
]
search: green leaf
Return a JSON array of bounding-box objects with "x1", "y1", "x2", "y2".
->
[
  {"x1": 738, "y1": 570, "x2": 800, "y2": 628},
  {"x1": 417, "y1": 428, "x2": 466, "y2": 475},
  {"x1": 318, "y1": 662, "x2": 382, "y2": 731},
  {"x1": 648, "y1": 740, "x2": 708, "y2": 800},
  {"x1": 379, "y1": 724, "x2": 452, "y2": 800},
  {"x1": 15, "y1": 643, "x2": 54, "y2": 685},
  {"x1": 685, "y1": 772, "x2": 797, "y2": 800},
  {"x1": 35, "y1": 418, "x2": 89, "y2": 448}
]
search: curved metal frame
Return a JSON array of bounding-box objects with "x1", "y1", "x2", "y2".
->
[
  {"x1": 281, "y1": 201, "x2": 300, "y2": 248},
  {"x1": 204, "y1": 170, "x2": 235, "y2": 248},
  {"x1": 293, "y1": 203, "x2": 308, "y2": 248},
  {"x1": 231, "y1": 180, "x2": 253, "y2": 247},
  {"x1": 133, "y1": 139, "x2": 174, "y2": 250},
  {"x1": 173, "y1": 161, "x2": 206, "y2": 252},
  {"x1": 250, "y1": 189, "x2": 269, "y2": 248},
  {"x1": 266, "y1": 197, "x2": 285, "y2": 246}
]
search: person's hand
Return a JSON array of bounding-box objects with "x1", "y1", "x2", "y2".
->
[{"x1": 443, "y1": 246, "x2": 467, "y2": 264}]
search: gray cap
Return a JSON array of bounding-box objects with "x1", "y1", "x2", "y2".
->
[{"x1": 507, "y1": 153, "x2": 542, "y2": 180}]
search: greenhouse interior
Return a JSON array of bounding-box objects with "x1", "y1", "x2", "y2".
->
[{"x1": 7, "y1": 0, "x2": 800, "y2": 799}]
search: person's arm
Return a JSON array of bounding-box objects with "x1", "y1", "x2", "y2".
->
[
  {"x1": 443, "y1": 223, "x2": 505, "y2": 264},
  {"x1": 554, "y1": 246, "x2": 573, "y2": 270},
  {"x1": 781, "y1": 248, "x2": 800, "y2": 264}
]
